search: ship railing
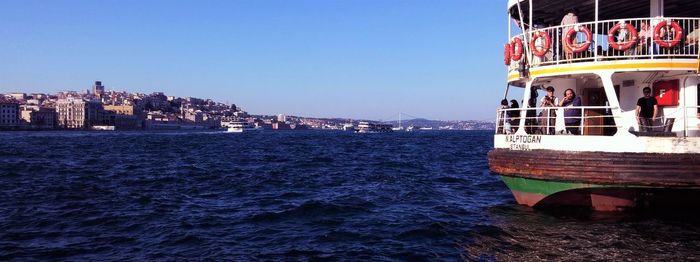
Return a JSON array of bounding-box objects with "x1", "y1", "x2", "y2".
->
[
  {"x1": 684, "y1": 105, "x2": 700, "y2": 137},
  {"x1": 508, "y1": 17, "x2": 700, "y2": 71},
  {"x1": 496, "y1": 105, "x2": 621, "y2": 136}
]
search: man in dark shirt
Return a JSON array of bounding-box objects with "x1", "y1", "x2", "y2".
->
[
  {"x1": 560, "y1": 88, "x2": 582, "y2": 135},
  {"x1": 636, "y1": 87, "x2": 658, "y2": 132}
]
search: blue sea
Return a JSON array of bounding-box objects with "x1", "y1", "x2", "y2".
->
[{"x1": 1, "y1": 130, "x2": 699, "y2": 260}]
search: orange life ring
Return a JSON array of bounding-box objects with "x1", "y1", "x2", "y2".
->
[
  {"x1": 510, "y1": 38, "x2": 524, "y2": 61},
  {"x1": 504, "y1": 43, "x2": 512, "y2": 65},
  {"x1": 530, "y1": 31, "x2": 551, "y2": 57},
  {"x1": 653, "y1": 19, "x2": 683, "y2": 48},
  {"x1": 608, "y1": 23, "x2": 638, "y2": 51},
  {"x1": 565, "y1": 25, "x2": 592, "y2": 53}
]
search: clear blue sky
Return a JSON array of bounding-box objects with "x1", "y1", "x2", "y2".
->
[{"x1": 0, "y1": 0, "x2": 507, "y2": 121}]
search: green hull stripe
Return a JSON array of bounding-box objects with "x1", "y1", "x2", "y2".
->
[{"x1": 500, "y1": 176, "x2": 609, "y2": 195}]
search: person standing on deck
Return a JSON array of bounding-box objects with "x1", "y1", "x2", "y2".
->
[
  {"x1": 560, "y1": 9, "x2": 578, "y2": 61},
  {"x1": 560, "y1": 88, "x2": 582, "y2": 135},
  {"x1": 509, "y1": 100, "x2": 521, "y2": 133},
  {"x1": 685, "y1": 24, "x2": 699, "y2": 54},
  {"x1": 498, "y1": 99, "x2": 510, "y2": 134},
  {"x1": 539, "y1": 86, "x2": 559, "y2": 135},
  {"x1": 636, "y1": 87, "x2": 658, "y2": 132},
  {"x1": 638, "y1": 21, "x2": 651, "y2": 55}
]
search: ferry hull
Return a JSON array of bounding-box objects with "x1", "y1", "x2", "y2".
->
[{"x1": 488, "y1": 149, "x2": 700, "y2": 211}]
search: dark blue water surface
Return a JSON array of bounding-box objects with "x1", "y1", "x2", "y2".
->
[{"x1": 2, "y1": 130, "x2": 700, "y2": 260}]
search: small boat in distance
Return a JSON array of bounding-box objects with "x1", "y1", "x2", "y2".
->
[
  {"x1": 406, "y1": 126, "x2": 433, "y2": 132},
  {"x1": 356, "y1": 122, "x2": 393, "y2": 133},
  {"x1": 227, "y1": 121, "x2": 261, "y2": 133},
  {"x1": 342, "y1": 123, "x2": 356, "y2": 132}
]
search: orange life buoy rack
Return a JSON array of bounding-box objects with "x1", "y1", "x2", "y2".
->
[
  {"x1": 510, "y1": 38, "x2": 524, "y2": 61},
  {"x1": 608, "y1": 23, "x2": 638, "y2": 51},
  {"x1": 530, "y1": 31, "x2": 551, "y2": 57},
  {"x1": 653, "y1": 19, "x2": 683, "y2": 48},
  {"x1": 504, "y1": 43, "x2": 512, "y2": 65},
  {"x1": 565, "y1": 25, "x2": 592, "y2": 53}
]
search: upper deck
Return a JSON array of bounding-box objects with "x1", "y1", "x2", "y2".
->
[{"x1": 505, "y1": 0, "x2": 700, "y2": 82}]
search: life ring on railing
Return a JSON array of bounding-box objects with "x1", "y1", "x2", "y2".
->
[
  {"x1": 530, "y1": 31, "x2": 551, "y2": 57},
  {"x1": 504, "y1": 43, "x2": 512, "y2": 65},
  {"x1": 653, "y1": 19, "x2": 683, "y2": 48},
  {"x1": 510, "y1": 38, "x2": 524, "y2": 61},
  {"x1": 565, "y1": 25, "x2": 592, "y2": 53},
  {"x1": 608, "y1": 23, "x2": 638, "y2": 51}
]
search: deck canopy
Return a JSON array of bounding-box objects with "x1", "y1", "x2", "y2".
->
[{"x1": 508, "y1": 0, "x2": 700, "y2": 28}]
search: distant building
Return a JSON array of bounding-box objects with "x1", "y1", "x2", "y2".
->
[
  {"x1": 272, "y1": 122, "x2": 292, "y2": 130},
  {"x1": 104, "y1": 104, "x2": 136, "y2": 115},
  {"x1": 0, "y1": 97, "x2": 20, "y2": 128},
  {"x1": 92, "y1": 81, "x2": 105, "y2": 97},
  {"x1": 7, "y1": 93, "x2": 26, "y2": 101},
  {"x1": 103, "y1": 112, "x2": 141, "y2": 130},
  {"x1": 277, "y1": 114, "x2": 286, "y2": 123},
  {"x1": 56, "y1": 98, "x2": 103, "y2": 129},
  {"x1": 30, "y1": 93, "x2": 47, "y2": 100},
  {"x1": 103, "y1": 104, "x2": 141, "y2": 129},
  {"x1": 185, "y1": 97, "x2": 204, "y2": 105},
  {"x1": 184, "y1": 110, "x2": 204, "y2": 123},
  {"x1": 20, "y1": 106, "x2": 57, "y2": 129}
]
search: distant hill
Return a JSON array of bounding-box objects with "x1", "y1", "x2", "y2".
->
[
  {"x1": 254, "y1": 114, "x2": 495, "y2": 131},
  {"x1": 383, "y1": 118, "x2": 494, "y2": 130}
]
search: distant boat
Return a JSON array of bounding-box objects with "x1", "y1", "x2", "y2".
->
[
  {"x1": 356, "y1": 122, "x2": 392, "y2": 133},
  {"x1": 227, "y1": 121, "x2": 261, "y2": 133},
  {"x1": 406, "y1": 126, "x2": 434, "y2": 131},
  {"x1": 342, "y1": 123, "x2": 355, "y2": 132}
]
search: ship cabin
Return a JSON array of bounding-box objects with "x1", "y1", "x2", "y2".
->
[{"x1": 498, "y1": 0, "x2": 700, "y2": 146}]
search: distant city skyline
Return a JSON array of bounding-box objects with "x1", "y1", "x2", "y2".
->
[{"x1": 0, "y1": 0, "x2": 506, "y2": 121}]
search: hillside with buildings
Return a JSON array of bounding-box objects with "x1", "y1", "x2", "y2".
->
[{"x1": 0, "y1": 81, "x2": 495, "y2": 131}]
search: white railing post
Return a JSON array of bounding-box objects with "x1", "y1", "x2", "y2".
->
[
  {"x1": 594, "y1": 0, "x2": 599, "y2": 62},
  {"x1": 580, "y1": 107, "x2": 585, "y2": 135}
]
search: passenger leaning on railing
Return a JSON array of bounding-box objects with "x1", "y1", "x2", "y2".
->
[
  {"x1": 498, "y1": 99, "x2": 509, "y2": 134},
  {"x1": 539, "y1": 86, "x2": 559, "y2": 135},
  {"x1": 560, "y1": 88, "x2": 582, "y2": 135},
  {"x1": 638, "y1": 21, "x2": 651, "y2": 55},
  {"x1": 685, "y1": 24, "x2": 699, "y2": 54},
  {"x1": 509, "y1": 100, "x2": 521, "y2": 133},
  {"x1": 560, "y1": 9, "x2": 578, "y2": 61},
  {"x1": 636, "y1": 87, "x2": 658, "y2": 132},
  {"x1": 526, "y1": 97, "x2": 538, "y2": 134},
  {"x1": 658, "y1": 21, "x2": 679, "y2": 54}
]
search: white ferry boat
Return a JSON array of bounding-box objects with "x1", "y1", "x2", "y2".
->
[
  {"x1": 489, "y1": 0, "x2": 700, "y2": 211},
  {"x1": 226, "y1": 121, "x2": 261, "y2": 133},
  {"x1": 356, "y1": 121, "x2": 393, "y2": 133}
]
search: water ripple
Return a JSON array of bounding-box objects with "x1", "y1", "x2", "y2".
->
[{"x1": 1, "y1": 130, "x2": 699, "y2": 260}]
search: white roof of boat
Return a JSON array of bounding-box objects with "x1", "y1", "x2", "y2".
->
[{"x1": 507, "y1": 0, "x2": 700, "y2": 25}]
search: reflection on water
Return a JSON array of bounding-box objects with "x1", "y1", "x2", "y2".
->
[{"x1": 466, "y1": 205, "x2": 700, "y2": 261}]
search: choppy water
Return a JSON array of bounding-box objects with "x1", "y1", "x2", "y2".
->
[{"x1": 1, "y1": 130, "x2": 699, "y2": 260}]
